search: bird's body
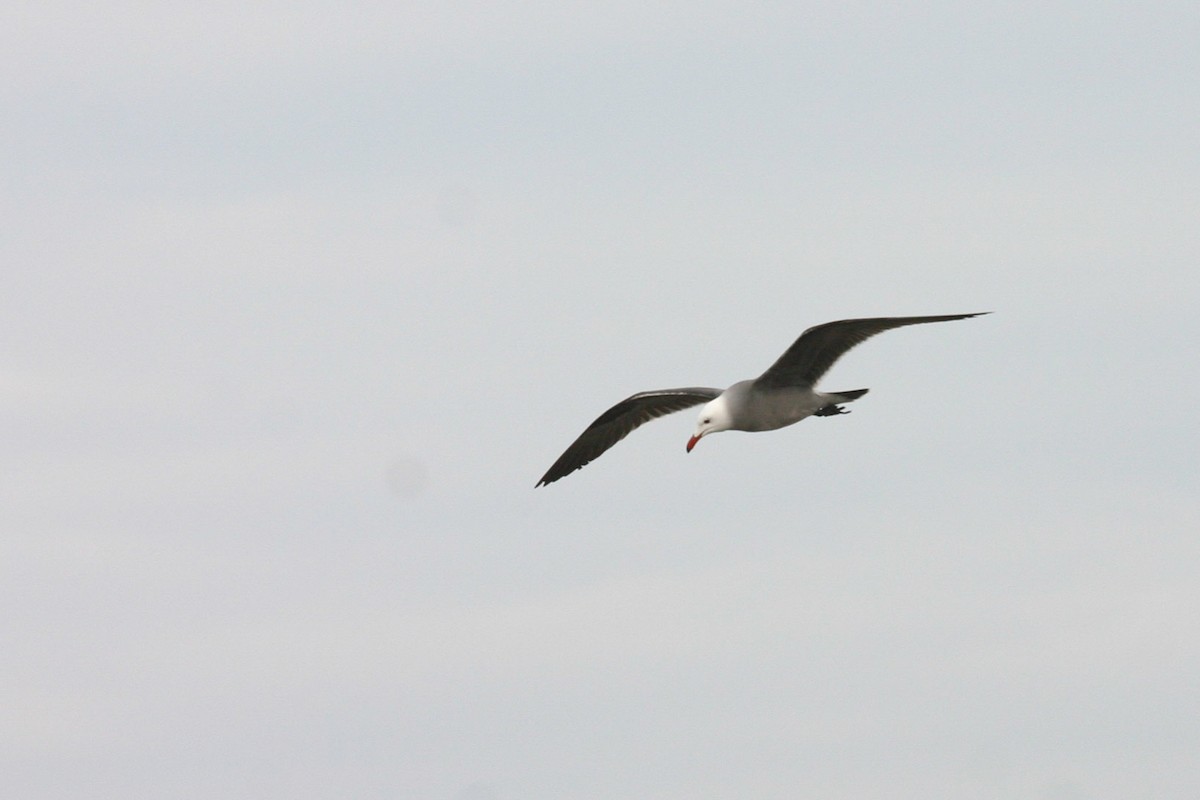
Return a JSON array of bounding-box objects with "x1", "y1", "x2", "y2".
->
[
  {"x1": 712, "y1": 380, "x2": 863, "y2": 433},
  {"x1": 537, "y1": 313, "x2": 987, "y2": 486}
]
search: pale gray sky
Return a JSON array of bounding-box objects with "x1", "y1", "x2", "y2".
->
[{"x1": 3, "y1": 3, "x2": 1199, "y2": 799}]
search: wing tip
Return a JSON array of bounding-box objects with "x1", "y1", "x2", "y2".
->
[{"x1": 535, "y1": 466, "x2": 573, "y2": 487}]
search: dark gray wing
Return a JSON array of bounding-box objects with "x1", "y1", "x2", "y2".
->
[
  {"x1": 537, "y1": 387, "x2": 722, "y2": 486},
  {"x1": 754, "y1": 313, "x2": 988, "y2": 389}
]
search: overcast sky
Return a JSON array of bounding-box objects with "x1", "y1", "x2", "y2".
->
[{"x1": 4, "y1": 3, "x2": 1199, "y2": 799}]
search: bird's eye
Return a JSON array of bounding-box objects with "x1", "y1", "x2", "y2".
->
[{"x1": 703, "y1": 418, "x2": 711, "y2": 424}]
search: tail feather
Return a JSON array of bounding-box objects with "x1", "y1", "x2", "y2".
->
[
  {"x1": 814, "y1": 388, "x2": 869, "y2": 417},
  {"x1": 831, "y1": 388, "x2": 869, "y2": 402}
]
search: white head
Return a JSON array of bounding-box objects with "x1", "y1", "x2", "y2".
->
[{"x1": 687, "y1": 395, "x2": 734, "y2": 452}]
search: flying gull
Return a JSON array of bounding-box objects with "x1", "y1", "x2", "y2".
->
[{"x1": 537, "y1": 313, "x2": 987, "y2": 486}]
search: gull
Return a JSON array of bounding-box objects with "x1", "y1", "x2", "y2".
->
[{"x1": 536, "y1": 313, "x2": 987, "y2": 486}]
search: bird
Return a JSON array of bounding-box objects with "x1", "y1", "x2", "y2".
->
[{"x1": 536, "y1": 313, "x2": 988, "y2": 486}]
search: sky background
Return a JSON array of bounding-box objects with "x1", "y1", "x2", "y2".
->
[{"x1": 4, "y1": 2, "x2": 1199, "y2": 799}]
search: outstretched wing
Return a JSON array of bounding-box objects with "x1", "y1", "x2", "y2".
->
[
  {"x1": 754, "y1": 313, "x2": 988, "y2": 390},
  {"x1": 537, "y1": 387, "x2": 722, "y2": 486}
]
